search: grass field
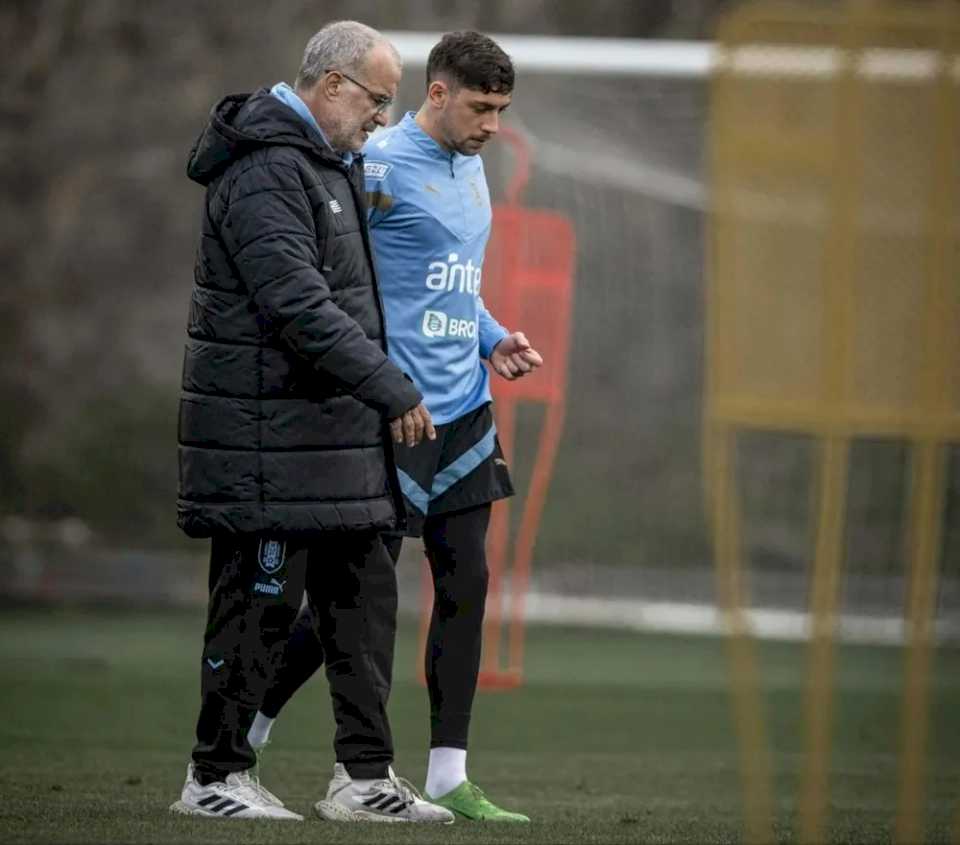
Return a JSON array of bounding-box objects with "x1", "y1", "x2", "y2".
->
[{"x1": 2, "y1": 606, "x2": 959, "y2": 844}]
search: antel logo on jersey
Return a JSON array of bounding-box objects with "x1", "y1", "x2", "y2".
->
[
  {"x1": 422, "y1": 310, "x2": 477, "y2": 340},
  {"x1": 425, "y1": 253, "x2": 482, "y2": 294}
]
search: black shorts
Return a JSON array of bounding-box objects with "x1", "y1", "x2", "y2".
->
[{"x1": 394, "y1": 402, "x2": 514, "y2": 537}]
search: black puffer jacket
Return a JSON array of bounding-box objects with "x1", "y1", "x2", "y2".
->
[{"x1": 178, "y1": 90, "x2": 421, "y2": 538}]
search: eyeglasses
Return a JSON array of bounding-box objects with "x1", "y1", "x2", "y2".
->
[{"x1": 326, "y1": 68, "x2": 394, "y2": 115}]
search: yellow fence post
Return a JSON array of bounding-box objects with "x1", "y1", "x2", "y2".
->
[
  {"x1": 709, "y1": 423, "x2": 775, "y2": 845},
  {"x1": 896, "y1": 5, "x2": 958, "y2": 839},
  {"x1": 707, "y1": 1, "x2": 959, "y2": 840}
]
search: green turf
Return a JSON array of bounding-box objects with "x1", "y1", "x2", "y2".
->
[{"x1": 1, "y1": 606, "x2": 958, "y2": 843}]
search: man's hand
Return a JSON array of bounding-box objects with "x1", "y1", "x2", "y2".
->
[
  {"x1": 389, "y1": 402, "x2": 436, "y2": 447},
  {"x1": 489, "y1": 332, "x2": 544, "y2": 381}
]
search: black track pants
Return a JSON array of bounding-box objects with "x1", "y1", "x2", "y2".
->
[
  {"x1": 262, "y1": 503, "x2": 491, "y2": 750},
  {"x1": 191, "y1": 530, "x2": 398, "y2": 782}
]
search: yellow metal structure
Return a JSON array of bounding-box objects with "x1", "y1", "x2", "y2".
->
[{"x1": 705, "y1": 2, "x2": 959, "y2": 842}]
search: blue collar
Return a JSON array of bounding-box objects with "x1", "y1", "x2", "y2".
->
[
  {"x1": 270, "y1": 82, "x2": 353, "y2": 166},
  {"x1": 399, "y1": 112, "x2": 457, "y2": 164}
]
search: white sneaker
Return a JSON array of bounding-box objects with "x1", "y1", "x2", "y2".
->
[
  {"x1": 169, "y1": 763, "x2": 302, "y2": 820},
  {"x1": 314, "y1": 763, "x2": 455, "y2": 823}
]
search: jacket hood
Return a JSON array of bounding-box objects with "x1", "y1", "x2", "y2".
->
[{"x1": 186, "y1": 89, "x2": 341, "y2": 185}]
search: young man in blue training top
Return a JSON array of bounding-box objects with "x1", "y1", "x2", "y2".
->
[{"x1": 249, "y1": 31, "x2": 542, "y2": 823}]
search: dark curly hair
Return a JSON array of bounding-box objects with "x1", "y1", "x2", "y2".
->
[{"x1": 426, "y1": 31, "x2": 514, "y2": 94}]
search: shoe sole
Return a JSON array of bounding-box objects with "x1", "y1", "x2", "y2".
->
[
  {"x1": 314, "y1": 800, "x2": 454, "y2": 824},
  {"x1": 169, "y1": 800, "x2": 302, "y2": 821},
  {"x1": 428, "y1": 797, "x2": 531, "y2": 823},
  {"x1": 445, "y1": 810, "x2": 531, "y2": 822}
]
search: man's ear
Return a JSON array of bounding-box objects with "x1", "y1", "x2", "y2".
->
[
  {"x1": 318, "y1": 72, "x2": 342, "y2": 102},
  {"x1": 427, "y1": 79, "x2": 449, "y2": 108}
]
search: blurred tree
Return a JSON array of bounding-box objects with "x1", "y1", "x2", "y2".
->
[
  {"x1": 2, "y1": 0, "x2": 734, "y2": 547},
  {"x1": 0, "y1": 0, "x2": 82, "y2": 512}
]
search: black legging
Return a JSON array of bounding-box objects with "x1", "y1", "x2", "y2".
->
[{"x1": 262, "y1": 503, "x2": 491, "y2": 750}]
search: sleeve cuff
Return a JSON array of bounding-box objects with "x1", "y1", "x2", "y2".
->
[
  {"x1": 480, "y1": 326, "x2": 510, "y2": 359},
  {"x1": 353, "y1": 360, "x2": 423, "y2": 418}
]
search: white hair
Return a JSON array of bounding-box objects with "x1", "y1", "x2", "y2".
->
[{"x1": 295, "y1": 20, "x2": 400, "y2": 90}]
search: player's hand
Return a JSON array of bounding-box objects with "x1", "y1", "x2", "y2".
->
[
  {"x1": 490, "y1": 332, "x2": 543, "y2": 381},
  {"x1": 389, "y1": 402, "x2": 436, "y2": 447}
]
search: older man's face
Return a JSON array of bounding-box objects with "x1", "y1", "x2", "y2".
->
[{"x1": 327, "y1": 42, "x2": 401, "y2": 153}]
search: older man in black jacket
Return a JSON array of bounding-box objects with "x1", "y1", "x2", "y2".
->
[{"x1": 171, "y1": 21, "x2": 452, "y2": 823}]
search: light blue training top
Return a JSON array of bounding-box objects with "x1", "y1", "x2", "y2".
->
[{"x1": 363, "y1": 112, "x2": 508, "y2": 425}]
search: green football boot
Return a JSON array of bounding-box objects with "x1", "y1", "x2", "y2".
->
[{"x1": 427, "y1": 781, "x2": 530, "y2": 822}]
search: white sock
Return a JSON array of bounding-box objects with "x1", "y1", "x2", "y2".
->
[
  {"x1": 425, "y1": 747, "x2": 467, "y2": 799},
  {"x1": 247, "y1": 711, "x2": 275, "y2": 749}
]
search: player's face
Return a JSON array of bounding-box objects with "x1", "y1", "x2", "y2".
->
[
  {"x1": 437, "y1": 84, "x2": 512, "y2": 156},
  {"x1": 326, "y1": 44, "x2": 400, "y2": 153}
]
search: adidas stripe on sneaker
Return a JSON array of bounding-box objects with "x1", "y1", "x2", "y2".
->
[
  {"x1": 314, "y1": 763, "x2": 454, "y2": 824},
  {"x1": 169, "y1": 763, "x2": 302, "y2": 820}
]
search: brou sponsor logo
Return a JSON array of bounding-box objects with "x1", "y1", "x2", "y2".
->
[
  {"x1": 425, "y1": 253, "x2": 482, "y2": 294},
  {"x1": 422, "y1": 310, "x2": 477, "y2": 340},
  {"x1": 422, "y1": 310, "x2": 447, "y2": 338}
]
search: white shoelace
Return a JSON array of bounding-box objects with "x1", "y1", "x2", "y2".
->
[
  {"x1": 230, "y1": 769, "x2": 282, "y2": 807},
  {"x1": 388, "y1": 771, "x2": 426, "y2": 805}
]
